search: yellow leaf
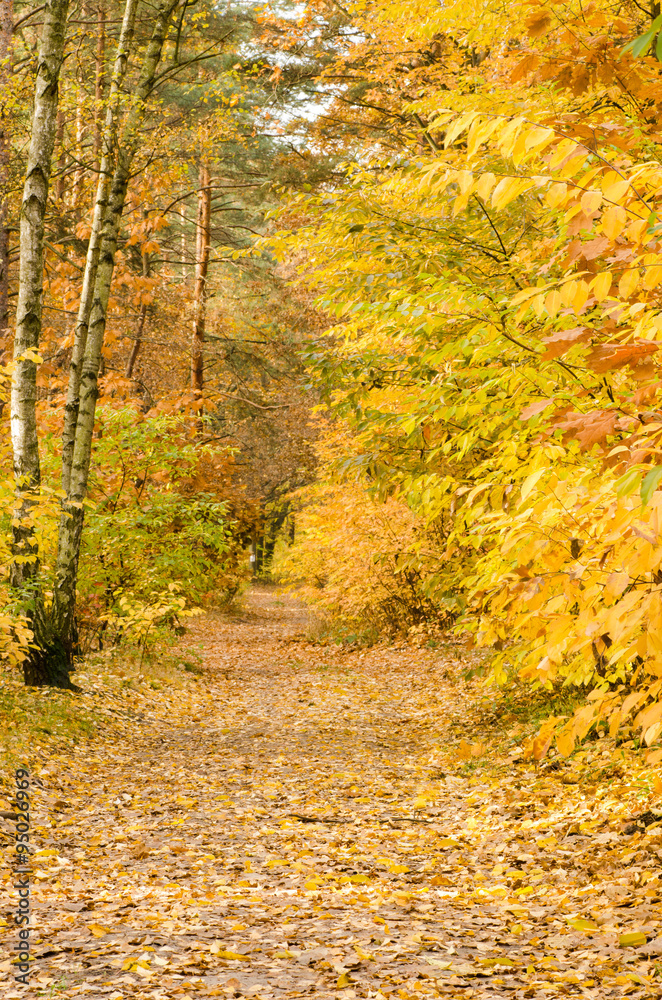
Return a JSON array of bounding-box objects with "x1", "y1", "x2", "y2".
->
[
  {"x1": 532, "y1": 717, "x2": 557, "y2": 760},
  {"x1": 337, "y1": 972, "x2": 353, "y2": 988},
  {"x1": 545, "y1": 182, "x2": 567, "y2": 209},
  {"x1": 545, "y1": 289, "x2": 561, "y2": 317},
  {"x1": 561, "y1": 280, "x2": 578, "y2": 308},
  {"x1": 458, "y1": 738, "x2": 472, "y2": 760},
  {"x1": 602, "y1": 205, "x2": 627, "y2": 240},
  {"x1": 457, "y1": 169, "x2": 474, "y2": 194},
  {"x1": 520, "y1": 467, "x2": 547, "y2": 501},
  {"x1": 619, "y1": 931, "x2": 648, "y2": 948},
  {"x1": 573, "y1": 280, "x2": 590, "y2": 312},
  {"x1": 88, "y1": 923, "x2": 109, "y2": 938},
  {"x1": 627, "y1": 219, "x2": 648, "y2": 243},
  {"x1": 210, "y1": 943, "x2": 250, "y2": 961},
  {"x1": 491, "y1": 176, "x2": 532, "y2": 211},
  {"x1": 497, "y1": 115, "x2": 527, "y2": 157},
  {"x1": 467, "y1": 120, "x2": 497, "y2": 159},
  {"x1": 556, "y1": 726, "x2": 575, "y2": 757},
  {"x1": 474, "y1": 172, "x2": 496, "y2": 200},
  {"x1": 524, "y1": 126, "x2": 555, "y2": 152},
  {"x1": 581, "y1": 190, "x2": 602, "y2": 214},
  {"x1": 452, "y1": 192, "x2": 472, "y2": 218},
  {"x1": 644, "y1": 264, "x2": 662, "y2": 290},
  {"x1": 619, "y1": 268, "x2": 640, "y2": 299},
  {"x1": 602, "y1": 177, "x2": 630, "y2": 202},
  {"x1": 175, "y1": 794, "x2": 196, "y2": 808},
  {"x1": 426, "y1": 957, "x2": 454, "y2": 970},
  {"x1": 444, "y1": 111, "x2": 480, "y2": 148},
  {"x1": 389, "y1": 863, "x2": 410, "y2": 873},
  {"x1": 568, "y1": 917, "x2": 598, "y2": 931},
  {"x1": 644, "y1": 721, "x2": 662, "y2": 746},
  {"x1": 354, "y1": 944, "x2": 375, "y2": 961},
  {"x1": 591, "y1": 272, "x2": 612, "y2": 301}
]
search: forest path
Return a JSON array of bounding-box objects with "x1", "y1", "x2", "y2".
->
[{"x1": 8, "y1": 585, "x2": 661, "y2": 999}]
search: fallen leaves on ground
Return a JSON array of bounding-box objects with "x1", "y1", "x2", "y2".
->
[{"x1": 1, "y1": 585, "x2": 662, "y2": 998}]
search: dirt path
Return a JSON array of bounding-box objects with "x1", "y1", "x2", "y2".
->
[{"x1": 2, "y1": 585, "x2": 661, "y2": 998}]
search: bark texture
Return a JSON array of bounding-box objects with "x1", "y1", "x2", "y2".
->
[
  {"x1": 0, "y1": 0, "x2": 12, "y2": 342},
  {"x1": 94, "y1": 1, "x2": 106, "y2": 167},
  {"x1": 53, "y1": 0, "x2": 181, "y2": 660},
  {"x1": 191, "y1": 160, "x2": 210, "y2": 396},
  {"x1": 61, "y1": 0, "x2": 138, "y2": 494},
  {"x1": 10, "y1": 0, "x2": 71, "y2": 685},
  {"x1": 11, "y1": 0, "x2": 69, "y2": 588}
]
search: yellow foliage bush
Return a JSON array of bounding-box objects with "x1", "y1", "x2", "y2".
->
[
  {"x1": 270, "y1": 0, "x2": 662, "y2": 750},
  {"x1": 274, "y1": 428, "x2": 455, "y2": 637}
]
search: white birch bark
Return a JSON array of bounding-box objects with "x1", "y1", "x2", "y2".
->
[
  {"x1": 0, "y1": 0, "x2": 13, "y2": 341},
  {"x1": 61, "y1": 0, "x2": 138, "y2": 493},
  {"x1": 10, "y1": 0, "x2": 69, "y2": 593},
  {"x1": 53, "y1": 0, "x2": 182, "y2": 648},
  {"x1": 191, "y1": 159, "x2": 210, "y2": 397}
]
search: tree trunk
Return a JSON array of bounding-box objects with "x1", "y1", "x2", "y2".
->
[
  {"x1": 125, "y1": 224, "x2": 150, "y2": 378},
  {"x1": 61, "y1": 0, "x2": 138, "y2": 494},
  {"x1": 11, "y1": 0, "x2": 69, "y2": 578},
  {"x1": 52, "y1": 0, "x2": 181, "y2": 665},
  {"x1": 10, "y1": 0, "x2": 71, "y2": 685},
  {"x1": 0, "y1": 0, "x2": 13, "y2": 346},
  {"x1": 191, "y1": 159, "x2": 210, "y2": 398},
  {"x1": 71, "y1": 2, "x2": 88, "y2": 216},
  {"x1": 54, "y1": 91, "x2": 66, "y2": 204},
  {"x1": 94, "y1": 1, "x2": 106, "y2": 170},
  {"x1": 180, "y1": 207, "x2": 187, "y2": 281}
]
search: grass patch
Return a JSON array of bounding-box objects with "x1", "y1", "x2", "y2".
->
[
  {"x1": 305, "y1": 615, "x2": 381, "y2": 648},
  {"x1": 493, "y1": 681, "x2": 588, "y2": 731},
  {"x1": 0, "y1": 675, "x2": 98, "y2": 772},
  {"x1": 0, "y1": 638, "x2": 211, "y2": 779}
]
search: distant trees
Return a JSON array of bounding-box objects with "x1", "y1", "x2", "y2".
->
[{"x1": 3, "y1": 0, "x2": 327, "y2": 685}]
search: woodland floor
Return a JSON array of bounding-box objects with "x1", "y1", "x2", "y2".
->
[{"x1": 1, "y1": 584, "x2": 662, "y2": 999}]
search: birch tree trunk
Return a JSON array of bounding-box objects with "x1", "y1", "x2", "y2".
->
[
  {"x1": 191, "y1": 159, "x2": 210, "y2": 398},
  {"x1": 10, "y1": 0, "x2": 69, "y2": 588},
  {"x1": 10, "y1": 0, "x2": 70, "y2": 685},
  {"x1": 52, "y1": 0, "x2": 181, "y2": 663},
  {"x1": 0, "y1": 0, "x2": 13, "y2": 344},
  {"x1": 61, "y1": 0, "x2": 138, "y2": 494},
  {"x1": 94, "y1": 1, "x2": 106, "y2": 169}
]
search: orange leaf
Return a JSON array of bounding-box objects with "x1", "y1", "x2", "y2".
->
[{"x1": 532, "y1": 717, "x2": 558, "y2": 760}]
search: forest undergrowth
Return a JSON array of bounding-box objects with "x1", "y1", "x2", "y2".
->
[{"x1": 1, "y1": 585, "x2": 662, "y2": 999}]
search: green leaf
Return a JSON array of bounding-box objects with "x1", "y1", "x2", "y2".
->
[
  {"x1": 622, "y1": 14, "x2": 662, "y2": 57},
  {"x1": 615, "y1": 467, "x2": 642, "y2": 498},
  {"x1": 656, "y1": 29, "x2": 662, "y2": 59},
  {"x1": 641, "y1": 467, "x2": 662, "y2": 506}
]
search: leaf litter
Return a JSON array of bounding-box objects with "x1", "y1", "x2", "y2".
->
[{"x1": 1, "y1": 584, "x2": 662, "y2": 998}]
